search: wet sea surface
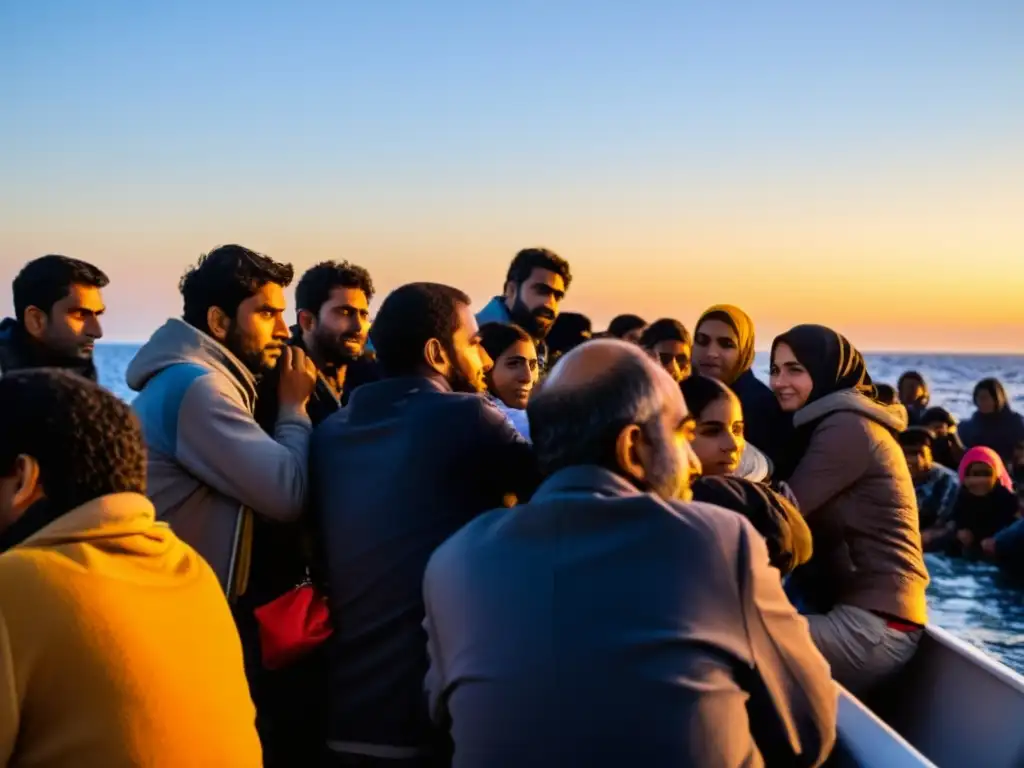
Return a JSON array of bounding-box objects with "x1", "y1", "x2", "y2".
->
[{"x1": 99, "y1": 344, "x2": 1024, "y2": 674}]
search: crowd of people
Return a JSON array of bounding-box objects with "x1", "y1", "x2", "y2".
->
[{"x1": 0, "y1": 247, "x2": 1020, "y2": 766}]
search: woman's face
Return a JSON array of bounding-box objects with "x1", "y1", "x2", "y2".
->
[
  {"x1": 976, "y1": 389, "x2": 997, "y2": 415},
  {"x1": 963, "y1": 462, "x2": 998, "y2": 496},
  {"x1": 691, "y1": 392, "x2": 745, "y2": 476},
  {"x1": 693, "y1": 319, "x2": 741, "y2": 382},
  {"x1": 489, "y1": 339, "x2": 539, "y2": 409},
  {"x1": 769, "y1": 342, "x2": 813, "y2": 412}
]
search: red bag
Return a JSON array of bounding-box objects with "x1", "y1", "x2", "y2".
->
[{"x1": 253, "y1": 579, "x2": 333, "y2": 670}]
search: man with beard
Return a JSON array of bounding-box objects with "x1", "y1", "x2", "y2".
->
[
  {"x1": 0, "y1": 255, "x2": 108, "y2": 381},
  {"x1": 422, "y1": 339, "x2": 837, "y2": 768},
  {"x1": 476, "y1": 247, "x2": 572, "y2": 370},
  {"x1": 312, "y1": 283, "x2": 537, "y2": 767},
  {"x1": 126, "y1": 244, "x2": 317, "y2": 593},
  {"x1": 256, "y1": 260, "x2": 377, "y2": 430}
]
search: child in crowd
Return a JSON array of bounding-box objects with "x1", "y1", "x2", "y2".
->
[
  {"x1": 922, "y1": 406, "x2": 966, "y2": 471},
  {"x1": 947, "y1": 447, "x2": 1019, "y2": 558}
]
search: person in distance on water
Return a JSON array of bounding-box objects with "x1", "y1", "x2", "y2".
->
[
  {"x1": 0, "y1": 255, "x2": 108, "y2": 382},
  {"x1": 423, "y1": 338, "x2": 836, "y2": 768},
  {"x1": 312, "y1": 282, "x2": 536, "y2": 768},
  {"x1": 0, "y1": 369, "x2": 260, "y2": 767},
  {"x1": 476, "y1": 247, "x2": 572, "y2": 371}
]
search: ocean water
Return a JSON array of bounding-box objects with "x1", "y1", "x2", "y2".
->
[{"x1": 98, "y1": 344, "x2": 1024, "y2": 673}]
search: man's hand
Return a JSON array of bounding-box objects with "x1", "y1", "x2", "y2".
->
[
  {"x1": 981, "y1": 538, "x2": 998, "y2": 558},
  {"x1": 278, "y1": 347, "x2": 317, "y2": 409},
  {"x1": 956, "y1": 529, "x2": 975, "y2": 548}
]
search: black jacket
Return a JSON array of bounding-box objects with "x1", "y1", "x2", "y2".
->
[
  {"x1": 0, "y1": 317, "x2": 98, "y2": 381},
  {"x1": 311, "y1": 375, "x2": 536, "y2": 753}
]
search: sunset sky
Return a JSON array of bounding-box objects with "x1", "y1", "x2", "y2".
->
[{"x1": 2, "y1": 2, "x2": 1022, "y2": 351}]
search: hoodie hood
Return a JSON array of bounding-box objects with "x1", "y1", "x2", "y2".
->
[
  {"x1": 475, "y1": 296, "x2": 514, "y2": 327},
  {"x1": 794, "y1": 389, "x2": 908, "y2": 433},
  {"x1": 125, "y1": 318, "x2": 257, "y2": 408}
]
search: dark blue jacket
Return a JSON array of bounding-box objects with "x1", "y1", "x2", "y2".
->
[
  {"x1": 311, "y1": 375, "x2": 536, "y2": 756},
  {"x1": 731, "y1": 369, "x2": 790, "y2": 467},
  {"x1": 423, "y1": 466, "x2": 837, "y2": 768},
  {"x1": 994, "y1": 517, "x2": 1024, "y2": 578}
]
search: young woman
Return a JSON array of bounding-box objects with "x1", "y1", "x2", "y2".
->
[
  {"x1": 947, "y1": 447, "x2": 1018, "y2": 557},
  {"x1": 691, "y1": 305, "x2": 788, "y2": 465},
  {"x1": 680, "y1": 374, "x2": 812, "y2": 575},
  {"x1": 479, "y1": 322, "x2": 540, "y2": 441},
  {"x1": 959, "y1": 378, "x2": 1024, "y2": 466},
  {"x1": 769, "y1": 324, "x2": 929, "y2": 694}
]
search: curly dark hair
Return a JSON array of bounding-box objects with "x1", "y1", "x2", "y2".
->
[
  {"x1": 505, "y1": 247, "x2": 572, "y2": 291},
  {"x1": 180, "y1": 244, "x2": 294, "y2": 335},
  {"x1": 294, "y1": 260, "x2": 375, "y2": 319},
  {"x1": 639, "y1": 318, "x2": 690, "y2": 349},
  {"x1": 13, "y1": 255, "x2": 109, "y2": 321},
  {"x1": 0, "y1": 369, "x2": 147, "y2": 513},
  {"x1": 369, "y1": 282, "x2": 471, "y2": 378}
]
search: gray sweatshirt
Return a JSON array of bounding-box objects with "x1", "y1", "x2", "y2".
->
[{"x1": 126, "y1": 318, "x2": 311, "y2": 593}]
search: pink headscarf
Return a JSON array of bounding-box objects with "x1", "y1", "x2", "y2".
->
[{"x1": 958, "y1": 446, "x2": 1014, "y2": 492}]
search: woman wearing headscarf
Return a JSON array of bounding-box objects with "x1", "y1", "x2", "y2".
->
[
  {"x1": 958, "y1": 378, "x2": 1024, "y2": 466},
  {"x1": 947, "y1": 447, "x2": 1018, "y2": 558},
  {"x1": 769, "y1": 324, "x2": 929, "y2": 694},
  {"x1": 692, "y1": 305, "x2": 788, "y2": 466},
  {"x1": 897, "y1": 371, "x2": 930, "y2": 426}
]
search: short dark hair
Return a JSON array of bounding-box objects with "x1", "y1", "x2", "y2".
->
[
  {"x1": 506, "y1": 248, "x2": 572, "y2": 290},
  {"x1": 528, "y1": 356, "x2": 662, "y2": 476},
  {"x1": 875, "y1": 383, "x2": 898, "y2": 405},
  {"x1": 639, "y1": 318, "x2": 690, "y2": 349},
  {"x1": 898, "y1": 428, "x2": 934, "y2": 450},
  {"x1": 369, "y1": 282, "x2": 471, "y2": 378},
  {"x1": 0, "y1": 369, "x2": 146, "y2": 513},
  {"x1": 680, "y1": 375, "x2": 733, "y2": 421},
  {"x1": 294, "y1": 260, "x2": 375, "y2": 318},
  {"x1": 479, "y1": 322, "x2": 532, "y2": 363},
  {"x1": 546, "y1": 312, "x2": 592, "y2": 357},
  {"x1": 607, "y1": 314, "x2": 646, "y2": 338},
  {"x1": 922, "y1": 407, "x2": 956, "y2": 427},
  {"x1": 13, "y1": 255, "x2": 109, "y2": 322},
  {"x1": 180, "y1": 245, "x2": 294, "y2": 335}
]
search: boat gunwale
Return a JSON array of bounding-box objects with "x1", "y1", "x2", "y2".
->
[{"x1": 925, "y1": 624, "x2": 1024, "y2": 695}]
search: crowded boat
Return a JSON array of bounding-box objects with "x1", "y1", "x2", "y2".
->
[{"x1": 0, "y1": 247, "x2": 1021, "y2": 767}]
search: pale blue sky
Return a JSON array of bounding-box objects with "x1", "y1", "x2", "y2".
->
[{"x1": 2, "y1": 1, "x2": 1022, "y2": 349}]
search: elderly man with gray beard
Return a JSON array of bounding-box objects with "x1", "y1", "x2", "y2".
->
[{"x1": 423, "y1": 338, "x2": 837, "y2": 768}]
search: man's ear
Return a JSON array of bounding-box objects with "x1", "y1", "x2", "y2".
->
[
  {"x1": 424, "y1": 337, "x2": 450, "y2": 378},
  {"x1": 206, "y1": 306, "x2": 232, "y2": 342},
  {"x1": 614, "y1": 424, "x2": 646, "y2": 486},
  {"x1": 22, "y1": 307, "x2": 48, "y2": 340},
  {"x1": 11, "y1": 455, "x2": 44, "y2": 512},
  {"x1": 503, "y1": 280, "x2": 517, "y2": 305},
  {"x1": 297, "y1": 309, "x2": 317, "y2": 335}
]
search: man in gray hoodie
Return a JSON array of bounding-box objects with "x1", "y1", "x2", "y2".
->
[{"x1": 126, "y1": 244, "x2": 317, "y2": 597}]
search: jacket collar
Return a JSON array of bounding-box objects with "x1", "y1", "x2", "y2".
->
[
  {"x1": 19, "y1": 493, "x2": 160, "y2": 549},
  {"x1": 532, "y1": 465, "x2": 642, "y2": 502}
]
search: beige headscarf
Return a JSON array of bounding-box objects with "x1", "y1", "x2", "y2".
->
[{"x1": 695, "y1": 304, "x2": 756, "y2": 385}]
